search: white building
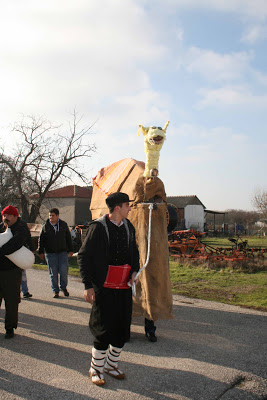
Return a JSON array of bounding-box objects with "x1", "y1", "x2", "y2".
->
[{"x1": 166, "y1": 195, "x2": 206, "y2": 232}]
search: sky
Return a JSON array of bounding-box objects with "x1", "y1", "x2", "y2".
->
[{"x1": 0, "y1": 0, "x2": 267, "y2": 211}]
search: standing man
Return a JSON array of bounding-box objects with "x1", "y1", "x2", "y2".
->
[
  {"x1": 21, "y1": 223, "x2": 34, "y2": 299},
  {"x1": 0, "y1": 205, "x2": 31, "y2": 338},
  {"x1": 78, "y1": 192, "x2": 139, "y2": 386},
  {"x1": 21, "y1": 271, "x2": 33, "y2": 299},
  {"x1": 38, "y1": 208, "x2": 73, "y2": 298}
]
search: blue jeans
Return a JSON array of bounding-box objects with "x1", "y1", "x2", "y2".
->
[
  {"x1": 45, "y1": 252, "x2": 69, "y2": 293},
  {"x1": 21, "y1": 270, "x2": 29, "y2": 295}
]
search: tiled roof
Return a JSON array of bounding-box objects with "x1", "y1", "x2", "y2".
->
[
  {"x1": 166, "y1": 195, "x2": 205, "y2": 209},
  {"x1": 45, "y1": 185, "x2": 92, "y2": 198}
]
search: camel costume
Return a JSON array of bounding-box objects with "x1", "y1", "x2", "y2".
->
[{"x1": 90, "y1": 122, "x2": 173, "y2": 330}]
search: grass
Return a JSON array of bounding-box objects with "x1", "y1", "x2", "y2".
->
[
  {"x1": 33, "y1": 239, "x2": 267, "y2": 312},
  {"x1": 169, "y1": 260, "x2": 267, "y2": 311},
  {"x1": 202, "y1": 235, "x2": 267, "y2": 248},
  {"x1": 168, "y1": 235, "x2": 267, "y2": 311},
  {"x1": 33, "y1": 257, "x2": 80, "y2": 277}
]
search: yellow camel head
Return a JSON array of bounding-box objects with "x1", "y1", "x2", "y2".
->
[
  {"x1": 138, "y1": 121, "x2": 170, "y2": 178},
  {"x1": 137, "y1": 121, "x2": 169, "y2": 150}
]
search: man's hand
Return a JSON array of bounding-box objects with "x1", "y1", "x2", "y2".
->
[
  {"x1": 129, "y1": 272, "x2": 139, "y2": 286},
  {"x1": 68, "y1": 252, "x2": 74, "y2": 257},
  {"x1": 39, "y1": 253, "x2": 45, "y2": 261},
  {"x1": 84, "y1": 288, "x2": 95, "y2": 304}
]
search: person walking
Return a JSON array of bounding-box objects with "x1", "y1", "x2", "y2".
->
[
  {"x1": 78, "y1": 192, "x2": 139, "y2": 386},
  {"x1": 21, "y1": 271, "x2": 33, "y2": 298},
  {"x1": 20, "y1": 223, "x2": 34, "y2": 299},
  {"x1": 38, "y1": 208, "x2": 73, "y2": 298},
  {"x1": 0, "y1": 206, "x2": 32, "y2": 338}
]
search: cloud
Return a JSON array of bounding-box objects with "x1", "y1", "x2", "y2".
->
[
  {"x1": 0, "y1": 1, "x2": 168, "y2": 62},
  {"x1": 174, "y1": 27, "x2": 184, "y2": 42},
  {"x1": 95, "y1": 90, "x2": 171, "y2": 132},
  {"x1": 162, "y1": 0, "x2": 267, "y2": 21},
  {"x1": 182, "y1": 47, "x2": 252, "y2": 83},
  {"x1": 197, "y1": 86, "x2": 267, "y2": 108},
  {"x1": 253, "y1": 71, "x2": 267, "y2": 86},
  {"x1": 170, "y1": 123, "x2": 214, "y2": 138},
  {"x1": 241, "y1": 24, "x2": 267, "y2": 44},
  {"x1": 188, "y1": 143, "x2": 213, "y2": 152},
  {"x1": 177, "y1": 46, "x2": 267, "y2": 111},
  {"x1": 163, "y1": 123, "x2": 251, "y2": 182},
  {"x1": 0, "y1": 0, "x2": 169, "y2": 124},
  {"x1": 82, "y1": 88, "x2": 171, "y2": 172},
  {"x1": 231, "y1": 134, "x2": 248, "y2": 143}
]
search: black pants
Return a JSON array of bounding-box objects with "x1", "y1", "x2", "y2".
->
[
  {"x1": 90, "y1": 287, "x2": 132, "y2": 350},
  {"x1": 0, "y1": 268, "x2": 22, "y2": 330},
  {"x1": 93, "y1": 338, "x2": 124, "y2": 351}
]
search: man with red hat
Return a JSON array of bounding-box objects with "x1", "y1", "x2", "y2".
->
[{"x1": 0, "y1": 205, "x2": 33, "y2": 338}]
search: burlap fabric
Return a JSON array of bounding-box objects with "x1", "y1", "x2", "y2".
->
[
  {"x1": 90, "y1": 158, "x2": 173, "y2": 321},
  {"x1": 129, "y1": 203, "x2": 173, "y2": 321}
]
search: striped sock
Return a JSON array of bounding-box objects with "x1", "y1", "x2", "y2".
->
[
  {"x1": 104, "y1": 345, "x2": 125, "y2": 378},
  {"x1": 90, "y1": 347, "x2": 107, "y2": 383},
  {"x1": 106, "y1": 345, "x2": 122, "y2": 369}
]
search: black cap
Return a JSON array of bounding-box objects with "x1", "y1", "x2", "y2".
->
[{"x1": 106, "y1": 192, "x2": 133, "y2": 208}]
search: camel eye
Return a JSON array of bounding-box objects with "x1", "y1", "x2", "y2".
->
[
  {"x1": 152, "y1": 126, "x2": 157, "y2": 129},
  {"x1": 158, "y1": 127, "x2": 162, "y2": 130}
]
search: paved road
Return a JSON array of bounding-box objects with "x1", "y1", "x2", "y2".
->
[{"x1": 0, "y1": 269, "x2": 267, "y2": 400}]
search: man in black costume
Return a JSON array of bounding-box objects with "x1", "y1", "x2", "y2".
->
[{"x1": 78, "y1": 192, "x2": 139, "y2": 386}]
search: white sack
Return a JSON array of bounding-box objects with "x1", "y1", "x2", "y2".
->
[{"x1": 0, "y1": 228, "x2": 35, "y2": 270}]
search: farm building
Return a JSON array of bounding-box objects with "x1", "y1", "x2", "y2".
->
[
  {"x1": 35, "y1": 185, "x2": 93, "y2": 227},
  {"x1": 166, "y1": 195, "x2": 206, "y2": 232}
]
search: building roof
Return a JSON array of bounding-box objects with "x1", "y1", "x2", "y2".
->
[
  {"x1": 166, "y1": 195, "x2": 205, "y2": 209},
  {"x1": 205, "y1": 209, "x2": 227, "y2": 215},
  {"x1": 45, "y1": 185, "x2": 92, "y2": 199}
]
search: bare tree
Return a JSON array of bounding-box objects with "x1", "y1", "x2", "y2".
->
[
  {"x1": 0, "y1": 111, "x2": 96, "y2": 222},
  {"x1": 253, "y1": 189, "x2": 267, "y2": 217},
  {"x1": 0, "y1": 164, "x2": 17, "y2": 209},
  {"x1": 225, "y1": 209, "x2": 259, "y2": 226},
  {"x1": 205, "y1": 208, "x2": 259, "y2": 232}
]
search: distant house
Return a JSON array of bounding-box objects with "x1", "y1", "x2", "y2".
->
[
  {"x1": 255, "y1": 219, "x2": 267, "y2": 227},
  {"x1": 255, "y1": 219, "x2": 267, "y2": 235},
  {"x1": 36, "y1": 185, "x2": 93, "y2": 227},
  {"x1": 166, "y1": 195, "x2": 206, "y2": 232}
]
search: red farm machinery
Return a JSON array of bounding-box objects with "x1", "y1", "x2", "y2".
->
[{"x1": 168, "y1": 229, "x2": 267, "y2": 262}]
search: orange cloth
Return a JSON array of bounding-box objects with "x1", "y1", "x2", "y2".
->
[{"x1": 93, "y1": 158, "x2": 137, "y2": 195}]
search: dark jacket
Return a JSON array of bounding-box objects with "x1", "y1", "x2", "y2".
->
[
  {"x1": 38, "y1": 219, "x2": 73, "y2": 254},
  {"x1": 0, "y1": 218, "x2": 33, "y2": 271},
  {"x1": 78, "y1": 215, "x2": 140, "y2": 290}
]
